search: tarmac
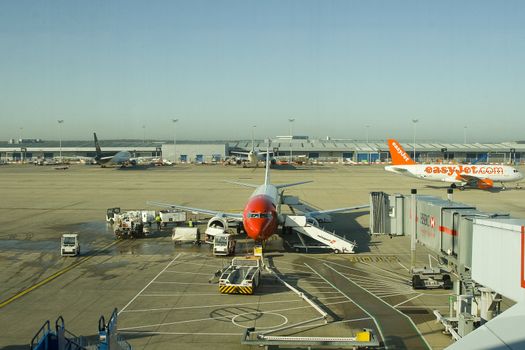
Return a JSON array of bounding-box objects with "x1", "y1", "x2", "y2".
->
[{"x1": 0, "y1": 162, "x2": 523, "y2": 350}]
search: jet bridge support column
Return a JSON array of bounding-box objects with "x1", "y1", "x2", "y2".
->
[{"x1": 410, "y1": 189, "x2": 417, "y2": 272}]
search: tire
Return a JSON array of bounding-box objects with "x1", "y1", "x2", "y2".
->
[
  {"x1": 333, "y1": 249, "x2": 340, "y2": 254},
  {"x1": 459, "y1": 186, "x2": 466, "y2": 191},
  {"x1": 412, "y1": 275, "x2": 424, "y2": 289},
  {"x1": 442, "y1": 274, "x2": 453, "y2": 289}
]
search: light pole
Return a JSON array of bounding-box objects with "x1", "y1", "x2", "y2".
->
[
  {"x1": 142, "y1": 125, "x2": 146, "y2": 144},
  {"x1": 412, "y1": 119, "x2": 419, "y2": 161},
  {"x1": 172, "y1": 118, "x2": 179, "y2": 163},
  {"x1": 463, "y1": 126, "x2": 467, "y2": 144},
  {"x1": 365, "y1": 124, "x2": 370, "y2": 143},
  {"x1": 288, "y1": 118, "x2": 295, "y2": 162},
  {"x1": 57, "y1": 120, "x2": 64, "y2": 163},
  {"x1": 251, "y1": 125, "x2": 256, "y2": 151}
]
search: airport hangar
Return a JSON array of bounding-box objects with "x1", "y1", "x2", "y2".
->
[{"x1": 1, "y1": 136, "x2": 524, "y2": 164}]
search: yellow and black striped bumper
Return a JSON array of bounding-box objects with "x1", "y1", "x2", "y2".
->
[{"x1": 219, "y1": 285, "x2": 254, "y2": 294}]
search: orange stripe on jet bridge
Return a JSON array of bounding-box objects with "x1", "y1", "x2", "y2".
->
[
  {"x1": 439, "y1": 226, "x2": 457, "y2": 236},
  {"x1": 521, "y1": 226, "x2": 525, "y2": 288}
]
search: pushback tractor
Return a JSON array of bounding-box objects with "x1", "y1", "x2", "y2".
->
[{"x1": 218, "y1": 256, "x2": 262, "y2": 294}]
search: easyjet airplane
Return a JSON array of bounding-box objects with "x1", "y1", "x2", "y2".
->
[
  {"x1": 385, "y1": 139, "x2": 523, "y2": 190},
  {"x1": 149, "y1": 147, "x2": 366, "y2": 241}
]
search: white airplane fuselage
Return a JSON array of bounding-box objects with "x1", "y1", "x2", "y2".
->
[{"x1": 385, "y1": 164, "x2": 523, "y2": 184}]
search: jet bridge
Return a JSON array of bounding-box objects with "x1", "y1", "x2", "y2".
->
[{"x1": 284, "y1": 215, "x2": 356, "y2": 253}]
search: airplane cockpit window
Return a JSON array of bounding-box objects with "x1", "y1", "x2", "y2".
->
[{"x1": 247, "y1": 212, "x2": 272, "y2": 218}]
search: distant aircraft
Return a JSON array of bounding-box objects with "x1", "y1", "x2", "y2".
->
[
  {"x1": 93, "y1": 133, "x2": 133, "y2": 167},
  {"x1": 230, "y1": 131, "x2": 272, "y2": 167},
  {"x1": 149, "y1": 146, "x2": 367, "y2": 242},
  {"x1": 385, "y1": 139, "x2": 523, "y2": 190}
]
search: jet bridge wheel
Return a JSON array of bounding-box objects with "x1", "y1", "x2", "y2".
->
[
  {"x1": 442, "y1": 274, "x2": 453, "y2": 290},
  {"x1": 412, "y1": 275, "x2": 425, "y2": 289}
]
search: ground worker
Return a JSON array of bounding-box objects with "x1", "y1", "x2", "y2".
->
[
  {"x1": 188, "y1": 218, "x2": 193, "y2": 227},
  {"x1": 155, "y1": 214, "x2": 162, "y2": 230}
]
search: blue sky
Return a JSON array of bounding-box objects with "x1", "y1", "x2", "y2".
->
[{"x1": 1, "y1": 1, "x2": 524, "y2": 142}]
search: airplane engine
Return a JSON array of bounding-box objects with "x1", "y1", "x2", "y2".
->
[
  {"x1": 477, "y1": 178, "x2": 494, "y2": 189},
  {"x1": 207, "y1": 217, "x2": 229, "y2": 231}
]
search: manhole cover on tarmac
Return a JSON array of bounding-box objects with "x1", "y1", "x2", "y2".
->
[{"x1": 232, "y1": 312, "x2": 288, "y2": 330}]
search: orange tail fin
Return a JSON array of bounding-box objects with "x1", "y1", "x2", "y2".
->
[{"x1": 388, "y1": 139, "x2": 415, "y2": 165}]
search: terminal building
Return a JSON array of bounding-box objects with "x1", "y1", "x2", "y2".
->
[{"x1": 1, "y1": 136, "x2": 524, "y2": 164}]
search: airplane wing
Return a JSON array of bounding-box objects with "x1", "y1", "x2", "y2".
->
[
  {"x1": 275, "y1": 181, "x2": 313, "y2": 189},
  {"x1": 307, "y1": 204, "x2": 370, "y2": 216},
  {"x1": 225, "y1": 180, "x2": 259, "y2": 188},
  {"x1": 147, "y1": 201, "x2": 243, "y2": 220}
]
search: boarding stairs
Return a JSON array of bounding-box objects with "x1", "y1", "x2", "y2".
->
[
  {"x1": 284, "y1": 215, "x2": 356, "y2": 253},
  {"x1": 31, "y1": 309, "x2": 131, "y2": 350},
  {"x1": 282, "y1": 195, "x2": 332, "y2": 222}
]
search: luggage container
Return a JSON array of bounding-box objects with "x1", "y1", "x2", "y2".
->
[
  {"x1": 160, "y1": 210, "x2": 186, "y2": 226},
  {"x1": 172, "y1": 227, "x2": 200, "y2": 244}
]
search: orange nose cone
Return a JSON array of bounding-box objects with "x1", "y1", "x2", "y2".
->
[
  {"x1": 243, "y1": 195, "x2": 278, "y2": 241},
  {"x1": 244, "y1": 218, "x2": 267, "y2": 240}
]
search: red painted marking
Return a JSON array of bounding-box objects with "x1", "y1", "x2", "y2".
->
[
  {"x1": 439, "y1": 226, "x2": 457, "y2": 236},
  {"x1": 521, "y1": 226, "x2": 525, "y2": 288}
]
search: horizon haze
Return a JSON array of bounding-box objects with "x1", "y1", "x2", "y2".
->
[{"x1": 1, "y1": 1, "x2": 524, "y2": 143}]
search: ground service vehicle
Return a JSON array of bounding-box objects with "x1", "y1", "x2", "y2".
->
[
  {"x1": 412, "y1": 267, "x2": 453, "y2": 290},
  {"x1": 106, "y1": 207, "x2": 121, "y2": 223},
  {"x1": 61, "y1": 234, "x2": 80, "y2": 256},
  {"x1": 213, "y1": 234, "x2": 236, "y2": 256},
  {"x1": 219, "y1": 256, "x2": 262, "y2": 294}
]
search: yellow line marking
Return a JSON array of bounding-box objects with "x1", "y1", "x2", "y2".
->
[{"x1": 0, "y1": 240, "x2": 120, "y2": 309}]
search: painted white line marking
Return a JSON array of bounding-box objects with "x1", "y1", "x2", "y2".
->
[
  {"x1": 119, "y1": 331, "x2": 243, "y2": 336},
  {"x1": 393, "y1": 294, "x2": 424, "y2": 308},
  {"x1": 119, "y1": 300, "x2": 351, "y2": 331},
  {"x1": 163, "y1": 270, "x2": 215, "y2": 276},
  {"x1": 123, "y1": 298, "x2": 304, "y2": 313},
  {"x1": 293, "y1": 316, "x2": 373, "y2": 329},
  {"x1": 153, "y1": 281, "x2": 214, "y2": 286},
  {"x1": 323, "y1": 259, "x2": 408, "y2": 283},
  {"x1": 398, "y1": 261, "x2": 410, "y2": 271},
  {"x1": 304, "y1": 263, "x2": 387, "y2": 347},
  {"x1": 325, "y1": 264, "x2": 432, "y2": 350},
  {"x1": 231, "y1": 312, "x2": 288, "y2": 329},
  {"x1": 376, "y1": 291, "x2": 419, "y2": 299},
  {"x1": 118, "y1": 253, "x2": 181, "y2": 315},
  {"x1": 139, "y1": 293, "x2": 227, "y2": 297}
]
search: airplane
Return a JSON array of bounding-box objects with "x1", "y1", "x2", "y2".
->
[
  {"x1": 229, "y1": 129, "x2": 272, "y2": 167},
  {"x1": 149, "y1": 146, "x2": 367, "y2": 242},
  {"x1": 385, "y1": 139, "x2": 523, "y2": 190},
  {"x1": 93, "y1": 133, "x2": 134, "y2": 167}
]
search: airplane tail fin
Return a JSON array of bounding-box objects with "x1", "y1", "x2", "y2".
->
[
  {"x1": 388, "y1": 139, "x2": 415, "y2": 165},
  {"x1": 94, "y1": 132, "x2": 103, "y2": 159}
]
